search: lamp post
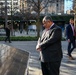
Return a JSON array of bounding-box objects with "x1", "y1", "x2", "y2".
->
[{"x1": 5, "y1": 0, "x2": 8, "y2": 27}]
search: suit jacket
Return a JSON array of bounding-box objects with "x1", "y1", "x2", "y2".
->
[
  {"x1": 66, "y1": 24, "x2": 75, "y2": 41},
  {"x1": 36, "y1": 24, "x2": 63, "y2": 62}
]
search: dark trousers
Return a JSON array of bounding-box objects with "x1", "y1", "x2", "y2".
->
[
  {"x1": 41, "y1": 61, "x2": 61, "y2": 75},
  {"x1": 68, "y1": 37, "x2": 75, "y2": 56},
  {"x1": 5, "y1": 36, "x2": 11, "y2": 42}
]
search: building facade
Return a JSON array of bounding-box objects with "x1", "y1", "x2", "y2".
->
[
  {"x1": 73, "y1": 0, "x2": 76, "y2": 9},
  {"x1": 0, "y1": 0, "x2": 64, "y2": 15},
  {"x1": 42, "y1": 0, "x2": 64, "y2": 14},
  {"x1": 0, "y1": 0, "x2": 20, "y2": 15},
  {"x1": 26, "y1": 0, "x2": 64, "y2": 15},
  {"x1": 20, "y1": 0, "x2": 28, "y2": 13}
]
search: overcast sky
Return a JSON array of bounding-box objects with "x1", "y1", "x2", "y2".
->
[{"x1": 64, "y1": 0, "x2": 73, "y2": 13}]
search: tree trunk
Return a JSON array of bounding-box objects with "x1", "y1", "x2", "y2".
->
[
  {"x1": 10, "y1": 21, "x2": 14, "y2": 36},
  {"x1": 26, "y1": 24, "x2": 28, "y2": 35},
  {"x1": 36, "y1": 12, "x2": 41, "y2": 38}
]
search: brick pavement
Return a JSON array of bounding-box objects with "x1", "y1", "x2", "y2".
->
[{"x1": 0, "y1": 41, "x2": 76, "y2": 75}]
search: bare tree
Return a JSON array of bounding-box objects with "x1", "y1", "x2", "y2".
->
[{"x1": 27, "y1": 0, "x2": 54, "y2": 37}]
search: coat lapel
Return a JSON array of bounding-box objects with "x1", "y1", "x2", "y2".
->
[
  {"x1": 50, "y1": 24, "x2": 56, "y2": 29},
  {"x1": 40, "y1": 30, "x2": 47, "y2": 41},
  {"x1": 40, "y1": 24, "x2": 56, "y2": 42}
]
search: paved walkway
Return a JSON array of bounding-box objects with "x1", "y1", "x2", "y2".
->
[{"x1": 0, "y1": 41, "x2": 76, "y2": 75}]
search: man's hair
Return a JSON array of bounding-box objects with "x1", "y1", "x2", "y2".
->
[
  {"x1": 70, "y1": 18, "x2": 74, "y2": 21},
  {"x1": 43, "y1": 15, "x2": 53, "y2": 22}
]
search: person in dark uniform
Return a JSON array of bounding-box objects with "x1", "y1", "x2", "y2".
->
[{"x1": 5, "y1": 25, "x2": 11, "y2": 43}]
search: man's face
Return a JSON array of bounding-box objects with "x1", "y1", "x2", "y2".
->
[
  {"x1": 70, "y1": 19, "x2": 74, "y2": 25},
  {"x1": 42, "y1": 20, "x2": 51, "y2": 29}
]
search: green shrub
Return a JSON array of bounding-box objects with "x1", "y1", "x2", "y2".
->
[
  {"x1": 0, "y1": 36, "x2": 66, "y2": 41},
  {"x1": 0, "y1": 36, "x2": 38, "y2": 41}
]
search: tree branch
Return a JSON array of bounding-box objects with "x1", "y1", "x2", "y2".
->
[{"x1": 40, "y1": 0, "x2": 54, "y2": 12}]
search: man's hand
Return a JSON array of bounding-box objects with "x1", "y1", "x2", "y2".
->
[
  {"x1": 36, "y1": 47, "x2": 42, "y2": 51},
  {"x1": 36, "y1": 43, "x2": 42, "y2": 51}
]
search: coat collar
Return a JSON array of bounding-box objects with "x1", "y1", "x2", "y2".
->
[{"x1": 50, "y1": 23, "x2": 55, "y2": 29}]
